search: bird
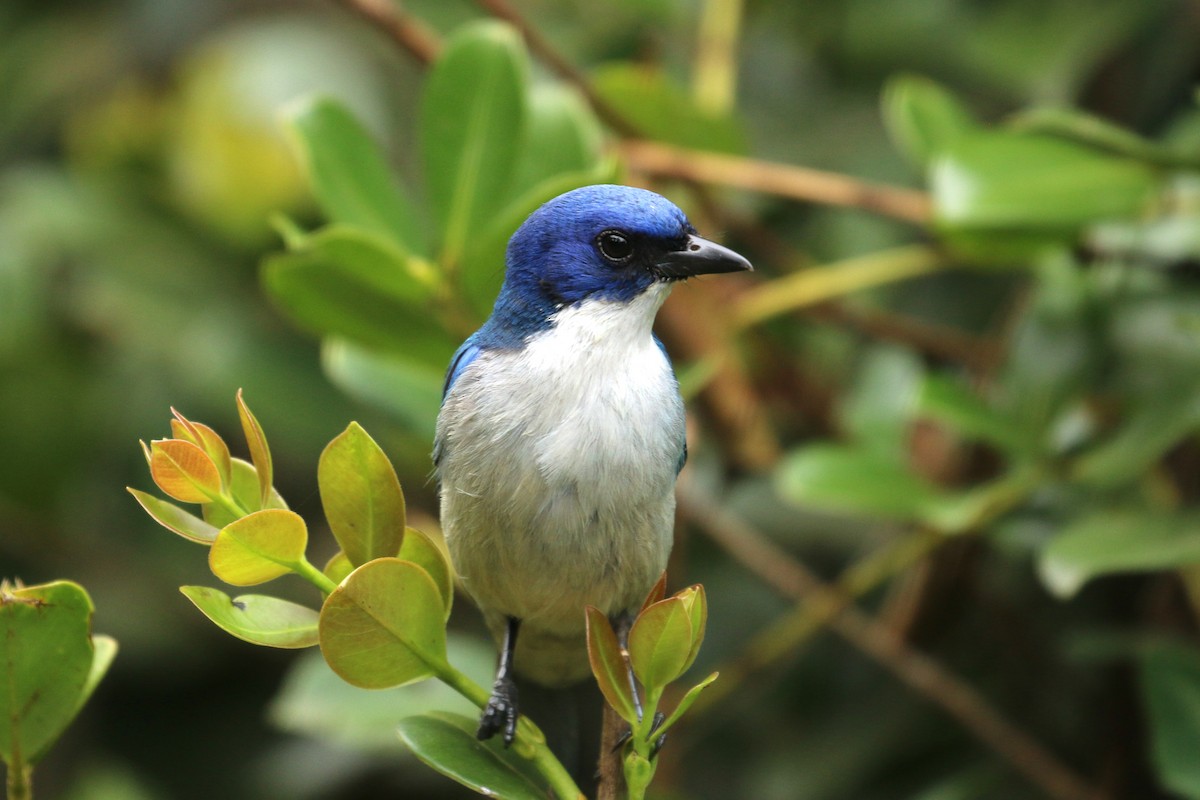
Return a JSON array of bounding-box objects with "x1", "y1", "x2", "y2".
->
[{"x1": 433, "y1": 184, "x2": 751, "y2": 763}]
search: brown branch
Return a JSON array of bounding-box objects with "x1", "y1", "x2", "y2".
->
[
  {"x1": 474, "y1": 0, "x2": 640, "y2": 136},
  {"x1": 621, "y1": 139, "x2": 933, "y2": 224},
  {"x1": 330, "y1": 0, "x2": 442, "y2": 64},
  {"x1": 676, "y1": 481, "x2": 1102, "y2": 800}
]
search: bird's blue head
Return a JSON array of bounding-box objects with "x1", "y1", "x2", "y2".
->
[{"x1": 483, "y1": 185, "x2": 751, "y2": 340}]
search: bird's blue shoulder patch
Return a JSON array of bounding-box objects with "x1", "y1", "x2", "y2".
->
[{"x1": 442, "y1": 340, "x2": 482, "y2": 399}]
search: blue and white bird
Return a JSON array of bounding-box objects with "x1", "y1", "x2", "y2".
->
[{"x1": 434, "y1": 184, "x2": 751, "y2": 748}]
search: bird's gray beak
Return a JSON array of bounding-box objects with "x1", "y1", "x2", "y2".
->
[{"x1": 656, "y1": 234, "x2": 753, "y2": 279}]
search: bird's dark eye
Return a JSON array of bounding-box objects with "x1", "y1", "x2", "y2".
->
[{"x1": 596, "y1": 230, "x2": 634, "y2": 263}]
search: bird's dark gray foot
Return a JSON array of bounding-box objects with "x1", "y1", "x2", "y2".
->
[{"x1": 477, "y1": 674, "x2": 520, "y2": 745}]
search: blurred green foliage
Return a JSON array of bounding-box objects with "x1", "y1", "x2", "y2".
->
[{"x1": 4, "y1": 0, "x2": 1200, "y2": 798}]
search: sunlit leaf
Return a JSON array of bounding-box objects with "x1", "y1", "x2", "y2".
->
[
  {"x1": 628, "y1": 597, "x2": 693, "y2": 691},
  {"x1": 1038, "y1": 511, "x2": 1200, "y2": 598},
  {"x1": 170, "y1": 410, "x2": 232, "y2": 490},
  {"x1": 181, "y1": 585, "x2": 319, "y2": 648},
  {"x1": 209, "y1": 509, "x2": 308, "y2": 586},
  {"x1": 319, "y1": 558, "x2": 447, "y2": 689},
  {"x1": 127, "y1": 487, "x2": 219, "y2": 544},
  {"x1": 421, "y1": 20, "x2": 527, "y2": 268},
  {"x1": 236, "y1": 389, "x2": 273, "y2": 509},
  {"x1": 398, "y1": 527, "x2": 453, "y2": 618},
  {"x1": 676, "y1": 584, "x2": 707, "y2": 677},
  {"x1": 586, "y1": 606, "x2": 638, "y2": 724},
  {"x1": 323, "y1": 551, "x2": 354, "y2": 585},
  {"x1": 202, "y1": 458, "x2": 288, "y2": 528},
  {"x1": 148, "y1": 438, "x2": 221, "y2": 503},
  {"x1": 397, "y1": 712, "x2": 548, "y2": 799},
  {"x1": 284, "y1": 94, "x2": 425, "y2": 254},
  {"x1": 318, "y1": 421, "x2": 406, "y2": 567}
]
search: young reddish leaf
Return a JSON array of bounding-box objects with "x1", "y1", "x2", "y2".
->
[
  {"x1": 585, "y1": 606, "x2": 638, "y2": 724},
  {"x1": 236, "y1": 389, "x2": 273, "y2": 508},
  {"x1": 323, "y1": 551, "x2": 354, "y2": 585},
  {"x1": 210, "y1": 509, "x2": 308, "y2": 586},
  {"x1": 318, "y1": 558, "x2": 447, "y2": 688},
  {"x1": 638, "y1": 572, "x2": 668, "y2": 615},
  {"x1": 181, "y1": 586, "x2": 319, "y2": 649},
  {"x1": 398, "y1": 527, "x2": 453, "y2": 618},
  {"x1": 127, "y1": 487, "x2": 219, "y2": 544},
  {"x1": 172, "y1": 411, "x2": 233, "y2": 490},
  {"x1": 149, "y1": 439, "x2": 222, "y2": 503},
  {"x1": 318, "y1": 421, "x2": 406, "y2": 567},
  {"x1": 627, "y1": 598, "x2": 693, "y2": 691}
]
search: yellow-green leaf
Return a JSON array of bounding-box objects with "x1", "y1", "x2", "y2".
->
[
  {"x1": 398, "y1": 527, "x2": 453, "y2": 619},
  {"x1": 236, "y1": 389, "x2": 273, "y2": 509},
  {"x1": 628, "y1": 597, "x2": 694, "y2": 691},
  {"x1": 318, "y1": 421, "x2": 406, "y2": 567},
  {"x1": 181, "y1": 586, "x2": 319, "y2": 649},
  {"x1": 210, "y1": 509, "x2": 308, "y2": 586},
  {"x1": 127, "y1": 487, "x2": 219, "y2": 544}
]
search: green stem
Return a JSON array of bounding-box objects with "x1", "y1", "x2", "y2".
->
[
  {"x1": 437, "y1": 663, "x2": 584, "y2": 800},
  {"x1": 292, "y1": 557, "x2": 338, "y2": 596},
  {"x1": 6, "y1": 761, "x2": 31, "y2": 800}
]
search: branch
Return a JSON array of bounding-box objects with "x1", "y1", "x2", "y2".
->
[
  {"x1": 676, "y1": 480, "x2": 1101, "y2": 800},
  {"x1": 621, "y1": 139, "x2": 933, "y2": 224},
  {"x1": 329, "y1": 0, "x2": 441, "y2": 64}
]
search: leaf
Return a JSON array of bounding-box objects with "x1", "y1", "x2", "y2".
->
[
  {"x1": 0, "y1": 580, "x2": 99, "y2": 766},
  {"x1": 591, "y1": 62, "x2": 745, "y2": 153},
  {"x1": 774, "y1": 444, "x2": 947, "y2": 523},
  {"x1": 420, "y1": 20, "x2": 528, "y2": 268},
  {"x1": 917, "y1": 373, "x2": 1029, "y2": 455},
  {"x1": 209, "y1": 509, "x2": 308, "y2": 586},
  {"x1": 1138, "y1": 644, "x2": 1200, "y2": 799},
  {"x1": 585, "y1": 606, "x2": 638, "y2": 724},
  {"x1": 656, "y1": 671, "x2": 719, "y2": 737},
  {"x1": 1038, "y1": 511, "x2": 1200, "y2": 598},
  {"x1": 931, "y1": 132, "x2": 1160, "y2": 239},
  {"x1": 127, "y1": 487, "x2": 220, "y2": 544},
  {"x1": 76, "y1": 635, "x2": 117, "y2": 724},
  {"x1": 1011, "y1": 106, "x2": 1200, "y2": 171},
  {"x1": 628, "y1": 598, "x2": 694, "y2": 691},
  {"x1": 882, "y1": 73, "x2": 977, "y2": 167},
  {"x1": 840, "y1": 345, "x2": 924, "y2": 458},
  {"x1": 398, "y1": 527, "x2": 454, "y2": 619},
  {"x1": 676, "y1": 585, "x2": 707, "y2": 677},
  {"x1": 319, "y1": 558, "x2": 447, "y2": 689},
  {"x1": 170, "y1": 411, "x2": 232, "y2": 490},
  {"x1": 1072, "y1": 386, "x2": 1200, "y2": 488},
  {"x1": 323, "y1": 551, "x2": 354, "y2": 585},
  {"x1": 321, "y1": 339, "x2": 445, "y2": 439},
  {"x1": 181, "y1": 586, "x2": 319, "y2": 648},
  {"x1": 263, "y1": 225, "x2": 452, "y2": 363},
  {"x1": 510, "y1": 83, "x2": 603, "y2": 196},
  {"x1": 236, "y1": 389, "x2": 273, "y2": 509},
  {"x1": 148, "y1": 439, "x2": 222, "y2": 503},
  {"x1": 638, "y1": 572, "x2": 668, "y2": 615},
  {"x1": 284, "y1": 94, "x2": 425, "y2": 254},
  {"x1": 318, "y1": 421, "x2": 407, "y2": 567},
  {"x1": 397, "y1": 712, "x2": 548, "y2": 799}
]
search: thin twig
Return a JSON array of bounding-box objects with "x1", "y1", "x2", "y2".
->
[
  {"x1": 676, "y1": 481, "x2": 1100, "y2": 800},
  {"x1": 330, "y1": 0, "x2": 441, "y2": 64},
  {"x1": 621, "y1": 139, "x2": 933, "y2": 224}
]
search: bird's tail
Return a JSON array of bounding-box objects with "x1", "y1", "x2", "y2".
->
[{"x1": 514, "y1": 675, "x2": 605, "y2": 795}]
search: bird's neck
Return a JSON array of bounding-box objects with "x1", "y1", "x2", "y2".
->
[{"x1": 484, "y1": 282, "x2": 671, "y2": 351}]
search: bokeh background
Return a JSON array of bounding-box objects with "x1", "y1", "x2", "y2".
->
[{"x1": 4, "y1": 0, "x2": 1200, "y2": 798}]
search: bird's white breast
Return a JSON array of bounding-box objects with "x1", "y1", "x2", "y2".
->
[{"x1": 437, "y1": 284, "x2": 683, "y2": 672}]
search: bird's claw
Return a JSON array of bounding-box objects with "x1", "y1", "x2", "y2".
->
[{"x1": 477, "y1": 675, "x2": 520, "y2": 746}]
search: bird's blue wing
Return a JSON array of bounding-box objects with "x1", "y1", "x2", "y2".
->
[{"x1": 442, "y1": 340, "x2": 482, "y2": 400}]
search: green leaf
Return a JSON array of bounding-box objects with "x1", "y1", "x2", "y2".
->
[
  {"x1": 775, "y1": 444, "x2": 947, "y2": 523},
  {"x1": 676, "y1": 584, "x2": 707, "y2": 677},
  {"x1": 510, "y1": 84, "x2": 604, "y2": 196},
  {"x1": 127, "y1": 487, "x2": 219, "y2": 544},
  {"x1": 1072, "y1": 386, "x2": 1200, "y2": 488},
  {"x1": 263, "y1": 226, "x2": 452, "y2": 364},
  {"x1": 236, "y1": 389, "x2": 273, "y2": 510},
  {"x1": 398, "y1": 527, "x2": 454, "y2": 619},
  {"x1": 321, "y1": 339, "x2": 445, "y2": 439},
  {"x1": 397, "y1": 712, "x2": 548, "y2": 799},
  {"x1": 932, "y1": 132, "x2": 1160, "y2": 245},
  {"x1": 180, "y1": 586, "x2": 319, "y2": 648},
  {"x1": 284, "y1": 94, "x2": 425, "y2": 254},
  {"x1": 656, "y1": 671, "x2": 719, "y2": 737},
  {"x1": 209, "y1": 509, "x2": 308, "y2": 586},
  {"x1": 628, "y1": 597, "x2": 694, "y2": 691},
  {"x1": 319, "y1": 558, "x2": 447, "y2": 689},
  {"x1": 0, "y1": 581, "x2": 99, "y2": 766},
  {"x1": 75, "y1": 635, "x2": 117, "y2": 726},
  {"x1": 586, "y1": 606, "x2": 638, "y2": 724},
  {"x1": 457, "y1": 158, "x2": 621, "y2": 320},
  {"x1": 421, "y1": 20, "x2": 528, "y2": 268},
  {"x1": 917, "y1": 373, "x2": 1029, "y2": 455},
  {"x1": 881, "y1": 73, "x2": 977, "y2": 167},
  {"x1": 202, "y1": 458, "x2": 288, "y2": 528},
  {"x1": 148, "y1": 438, "x2": 222, "y2": 503},
  {"x1": 1038, "y1": 511, "x2": 1200, "y2": 598},
  {"x1": 840, "y1": 345, "x2": 924, "y2": 458},
  {"x1": 323, "y1": 551, "x2": 354, "y2": 585},
  {"x1": 1138, "y1": 644, "x2": 1200, "y2": 799},
  {"x1": 591, "y1": 62, "x2": 745, "y2": 153},
  {"x1": 318, "y1": 421, "x2": 407, "y2": 568},
  {"x1": 1011, "y1": 106, "x2": 1200, "y2": 171}
]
